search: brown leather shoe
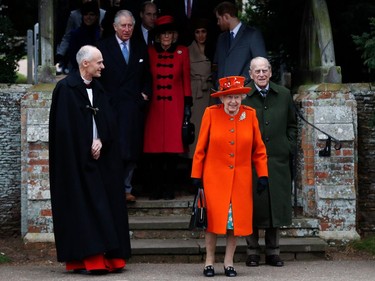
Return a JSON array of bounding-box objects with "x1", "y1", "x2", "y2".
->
[{"x1": 125, "y1": 192, "x2": 136, "y2": 203}]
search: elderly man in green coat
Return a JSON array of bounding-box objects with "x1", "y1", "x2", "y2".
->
[{"x1": 242, "y1": 56, "x2": 297, "y2": 267}]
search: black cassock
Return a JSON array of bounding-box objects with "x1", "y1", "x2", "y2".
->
[{"x1": 49, "y1": 72, "x2": 131, "y2": 262}]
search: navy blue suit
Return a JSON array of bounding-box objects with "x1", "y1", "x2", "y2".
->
[
  {"x1": 214, "y1": 23, "x2": 267, "y2": 83},
  {"x1": 97, "y1": 36, "x2": 152, "y2": 162}
]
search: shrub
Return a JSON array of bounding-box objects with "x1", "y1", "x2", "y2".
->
[
  {"x1": 0, "y1": 15, "x2": 26, "y2": 84},
  {"x1": 352, "y1": 18, "x2": 375, "y2": 73}
]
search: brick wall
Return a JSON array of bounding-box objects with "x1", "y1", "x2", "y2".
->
[
  {"x1": 294, "y1": 84, "x2": 359, "y2": 241},
  {"x1": 20, "y1": 88, "x2": 52, "y2": 237}
]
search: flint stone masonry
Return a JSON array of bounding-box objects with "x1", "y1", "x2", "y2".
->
[
  {"x1": 350, "y1": 83, "x2": 375, "y2": 237},
  {"x1": 1, "y1": 83, "x2": 374, "y2": 241},
  {"x1": 0, "y1": 84, "x2": 31, "y2": 237}
]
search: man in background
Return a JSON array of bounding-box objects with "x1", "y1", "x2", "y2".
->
[
  {"x1": 97, "y1": 10, "x2": 152, "y2": 203},
  {"x1": 213, "y1": 1, "x2": 267, "y2": 84}
]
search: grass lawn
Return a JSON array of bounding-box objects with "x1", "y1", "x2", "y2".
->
[{"x1": 351, "y1": 235, "x2": 375, "y2": 255}]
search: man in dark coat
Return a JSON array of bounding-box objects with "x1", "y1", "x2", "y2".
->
[
  {"x1": 213, "y1": 1, "x2": 267, "y2": 84},
  {"x1": 49, "y1": 45, "x2": 131, "y2": 274},
  {"x1": 242, "y1": 57, "x2": 297, "y2": 267},
  {"x1": 97, "y1": 9, "x2": 152, "y2": 203}
]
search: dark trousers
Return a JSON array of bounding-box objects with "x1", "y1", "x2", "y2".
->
[
  {"x1": 245, "y1": 227, "x2": 280, "y2": 256},
  {"x1": 146, "y1": 153, "x2": 178, "y2": 195}
]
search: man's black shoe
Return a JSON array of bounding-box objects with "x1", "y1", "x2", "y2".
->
[
  {"x1": 245, "y1": 254, "x2": 260, "y2": 267},
  {"x1": 265, "y1": 255, "x2": 284, "y2": 267}
]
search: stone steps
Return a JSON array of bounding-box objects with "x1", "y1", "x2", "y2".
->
[
  {"x1": 126, "y1": 195, "x2": 327, "y2": 262},
  {"x1": 129, "y1": 237, "x2": 327, "y2": 263},
  {"x1": 128, "y1": 196, "x2": 320, "y2": 239}
]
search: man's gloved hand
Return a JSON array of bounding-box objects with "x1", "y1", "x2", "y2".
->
[
  {"x1": 191, "y1": 178, "x2": 203, "y2": 189},
  {"x1": 257, "y1": 176, "x2": 269, "y2": 195}
]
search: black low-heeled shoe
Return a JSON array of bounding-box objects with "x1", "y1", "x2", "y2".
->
[
  {"x1": 224, "y1": 266, "x2": 237, "y2": 277},
  {"x1": 203, "y1": 265, "x2": 215, "y2": 277}
]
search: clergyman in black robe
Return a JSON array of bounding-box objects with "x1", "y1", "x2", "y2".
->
[{"x1": 49, "y1": 45, "x2": 131, "y2": 274}]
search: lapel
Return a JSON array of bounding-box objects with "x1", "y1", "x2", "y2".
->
[{"x1": 107, "y1": 36, "x2": 128, "y2": 69}]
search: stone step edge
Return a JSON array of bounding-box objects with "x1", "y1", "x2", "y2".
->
[
  {"x1": 130, "y1": 237, "x2": 327, "y2": 255},
  {"x1": 128, "y1": 215, "x2": 319, "y2": 230},
  {"x1": 24, "y1": 234, "x2": 326, "y2": 253}
]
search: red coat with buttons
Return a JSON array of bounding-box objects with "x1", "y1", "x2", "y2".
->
[
  {"x1": 143, "y1": 43, "x2": 192, "y2": 153},
  {"x1": 191, "y1": 105, "x2": 268, "y2": 236}
]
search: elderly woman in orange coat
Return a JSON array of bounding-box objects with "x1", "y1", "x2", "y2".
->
[{"x1": 191, "y1": 76, "x2": 269, "y2": 277}]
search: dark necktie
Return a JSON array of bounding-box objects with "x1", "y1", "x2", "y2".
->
[
  {"x1": 187, "y1": 0, "x2": 192, "y2": 18},
  {"x1": 84, "y1": 82, "x2": 91, "y2": 89},
  {"x1": 260, "y1": 89, "x2": 268, "y2": 97},
  {"x1": 229, "y1": 31, "x2": 234, "y2": 47},
  {"x1": 147, "y1": 30, "x2": 152, "y2": 46}
]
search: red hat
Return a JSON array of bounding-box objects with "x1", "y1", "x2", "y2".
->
[
  {"x1": 154, "y1": 15, "x2": 177, "y2": 34},
  {"x1": 211, "y1": 76, "x2": 251, "y2": 97}
]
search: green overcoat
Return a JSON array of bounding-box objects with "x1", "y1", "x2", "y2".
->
[{"x1": 242, "y1": 81, "x2": 297, "y2": 227}]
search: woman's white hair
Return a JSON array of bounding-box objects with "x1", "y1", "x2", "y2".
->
[{"x1": 219, "y1": 94, "x2": 247, "y2": 102}]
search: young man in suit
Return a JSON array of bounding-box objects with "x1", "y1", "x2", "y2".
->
[
  {"x1": 213, "y1": 1, "x2": 267, "y2": 84},
  {"x1": 97, "y1": 10, "x2": 152, "y2": 203}
]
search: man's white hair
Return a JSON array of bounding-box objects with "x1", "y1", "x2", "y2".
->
[
  {"x1": 114, "y1": 9, "x2": 135, "y2": 25},
  {"x1": 76, "y1": 45, "x2": 97, "y2": 66}
]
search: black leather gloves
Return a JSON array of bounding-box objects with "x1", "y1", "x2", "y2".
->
[
  {"x1": 257, "y1": 176, "x2": 269, "y2": 195},
  {"x1": 184, "y1": 104, "x2": 192, "y2": 120},
  {"x1": 191, "y1": 178, "x2": 203, "y2": 189}
]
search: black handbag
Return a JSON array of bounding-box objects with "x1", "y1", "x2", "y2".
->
[
  {"x1": 182, "y1": 116, "x2": 195, "y2": 146},
  {"x1": 189, "y1": 187, "x2": 208, "y2": 230}
]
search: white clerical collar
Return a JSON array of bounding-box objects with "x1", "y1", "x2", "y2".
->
[{"x1": 81, "y1": 76, "x2": 92, "y2": 85}]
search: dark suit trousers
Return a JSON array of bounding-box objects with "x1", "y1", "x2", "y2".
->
[{"x1": 245, "y1": 227, "x2": 280, "y2": 256}]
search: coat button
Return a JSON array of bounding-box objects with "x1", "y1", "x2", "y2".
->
[
  {"x1": 229, "y1": 141, "x2": 235, "y2": 145},
  {"x1": 265, "y1": 121, "x2": 269, "y2": 125},
  {"x1": 229, "y1": 153, "x2": 234, "y2": 157},
  {"x1": 230, "y1": 117, "x2": 234, "y2": 121},
  {"x1": 265, "y1": 137, "x2": 270, "y2": 142},
  {"x1": 229, "y1": 165, "x2": 234, "y2": 169},
  {"x1": 264, "y1": 106, "x2": 268, "y2": 110},
  {"x1": 230, "y1": 128, "x2": 235, "y2": 133}
]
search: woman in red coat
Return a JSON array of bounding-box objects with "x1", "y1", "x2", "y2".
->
[
  {"x1": 191, "y1": 76, "x2": 268, "y2": 277},
  {"x1": 143, "y1": 15, "x2": 192, "y2": 200}
]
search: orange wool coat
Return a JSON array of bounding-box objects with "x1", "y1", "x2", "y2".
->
[{"x1": 191, "y1": 105, "x2": 268, "y2": 236}]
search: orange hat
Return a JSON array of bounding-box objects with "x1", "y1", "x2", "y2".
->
[{"x1": 211, "y1": 76, "x2": 251, "y2": 97}]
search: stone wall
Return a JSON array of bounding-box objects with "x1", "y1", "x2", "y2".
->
[
  {"x1": 20, "y1": 86, "x2": 53, "y2": 239},
  {"x1": 1, "y1": 83, "x2": 374, "y2": 239},
  {"x1": 0, "y1": 84, "x2": 31, "y2": 237},
  {"x1": 294, "y1": 84, "x2": 359, "y2": 241},
  {"x1": 350, "y1": 84, "x2": 375, "y2": 237}
]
